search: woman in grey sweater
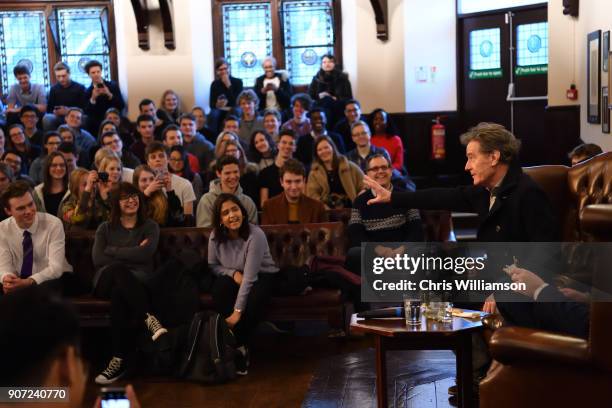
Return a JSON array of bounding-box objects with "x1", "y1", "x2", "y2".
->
[
  {"x1": 92, "y1": 182, "x2": 163, "y2": 385},
  {"x1": 208, "y1": 193, "x2": 280, "y2": 375}
]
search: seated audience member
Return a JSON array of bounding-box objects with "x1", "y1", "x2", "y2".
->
[
  {"x1": 168, "y1": 145, "x2": 205, "y2": 203},
  {"x1": 60, "y1": 167, "x2": 89, "y2": 226},
  {"x1": 33, "y1": 151, "x2": 70, "y2": 217},
  {"x1": 208, "y1": 193, "x2": 281, "y2": 374},
  {"x1": 65, "y1": 107, "x2": 96, "y2": 168},
  {"x1": 306, "y1": 135, "x2": 364, "y2": 209},
  {"x1": 262, "y1": 159, "x2": 326, "y2": 225},
  {"x1": 281, "y1": 93, "x2": 313, "y2": 139},
  {"x1": 130, "y1": 114, "x2": 157, "y2": 163},
  {"x1": 93, "y1": 147, "x2": 133, "y2": 183},
  {"x1": 254, "y1": 56, "x2": 292, "y2": 112},
  {"x1": 43, "y1": 61, "x2": 87, "y2": 130},
  {"x1": 220, "y1": 140, "x2": 260, "y2": 206},
  {"x1": 209, "y1": 57, "x2": 244, "y2": 132},
  {"x1": 85, "y1": 60, "x2": 125, "y2": 133},
  {"x1": 191, "y1": 105, "x2": 216, "y2": 144},
  {"x1": 296, "y1": 108, "x2": 345, "y2": 168},
  {"x1": 104, "y1": 108, "x2": 135, "y2": 147},
  {"x1": 345, "y1": 154, "x2": 423, "y2": 272},
  {"x1": 0, "y1": 163, "x2": 15, "y2": 221},
  {"x1": 133, "y1": 164, "x2": 184, "y2": 227},
  {"x1": 369, "y1": 108, "x2": 405, "y2": 172},
  {"x1": 178, "y1": 113, "x2": 215, "y2": 171},
  {"x1": 19, "y1": 104, "x2": 44, "y2": 146},
  {"x1": 97, "y1": 119, "x2": 118, "y2": 141},
  {"x1": 568, "y1": 143, "x2": 603, "y2": 166},
  {"x1": 58, "y1": 124, "x2": 77, "y2": 144},
  {"x1": 2, "y1": 151, "x2": 32, "y2": 184},
  {"x1": 7, "y1": 124, "x2": 41, "y2": 173},
  {"x1": 72, "y1": 155, "x2": 122, "y2": 229},
  {"x1": 146, "y1": 142, "x2": 196, "y2": 221},
  {"x1": 334, "y1": 99, "x2": 364, "y2": 151},
  {"x1": 259, "y1": 130, "x2": 296, "y2": 207},
  {"x1": 0, "y1": 181, "x2": 73, "y2": 294},
  {"x1": 346, "y1": 120, "x2": 392, "y2": 171},
  {"x1": 236, "y1": 89, "x2": 264, "y2": 147},
  {"x1": 101, "y1": 130, "x2": 141, "y2": 169},
  {"x1": 197, "y1": 156, "x2": 258, "y2": 227},
  {"x1": 250, "y1": 130, "x2": 277, "y2": 170},
  {"x1": 92, "y1": 182, "x2": 164, "y2": 384},
  {"x1": 159, "y1": 89, "x2": 182, "y2": 123},
  {"x1": 5, "y1": 64, "x2": 47, "y2": 124},
  {"x1": 0, "y1": 128, "x2": 5, "y2": 157},
  {"x1": 162, "y1": 124, "x2": 200, "y2": 173},
  {"x1": 139, "y1": 98, "x2": 172, "y2": 140},
  {"x1": 222, "y1": 114, "x2": 241, "y2": 134},
  {"x1": 58, "y1": 141, "x2": 79, "y2": 175},
  {"x1": 263, "y1": 108, "x2": 282, "y2": 142},
  {"x1": 29, "y1": 131, "x2": 62, "y2": 184},
  {"x1": 308, "y1": 54, "x2": 353, "y2": 126}
]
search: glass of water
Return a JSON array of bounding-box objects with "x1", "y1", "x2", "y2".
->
[
  {"x1": 403, "y1": 297, "x2": 422, "y2": 326},
  {"x1": 437, "y1": 301, "x2": 453, "y2": 322}
]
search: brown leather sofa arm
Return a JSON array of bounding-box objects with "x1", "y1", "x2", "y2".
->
[
  {"x1": 580, "y1": 204, "x2": 612, "y2": 239},
  {"x1": 489, "y1": 326, "x2": 590, "y2": 366}
]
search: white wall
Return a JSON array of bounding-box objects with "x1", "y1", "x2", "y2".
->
[
  {"x1": 404, "y1": 0, "x2": 457, "y2": 113},
  {"x1": 549, "y1": 0, "x2": 612, "y2": 151}
]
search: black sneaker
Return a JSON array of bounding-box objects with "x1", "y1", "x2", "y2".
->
[
  {"x1": 235, "y1": 345, "x2": 250, "y2": 376},
  {"x1": 95, "y1": 357, "x2": 126, "y2": 385},
  {"x1": 144, "y1": 313, "x2": 168, "y2": 341}
]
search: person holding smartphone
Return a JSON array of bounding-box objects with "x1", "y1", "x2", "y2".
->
[{"x1": 85, "y1": 60, "x2": 125, "y2": 135}]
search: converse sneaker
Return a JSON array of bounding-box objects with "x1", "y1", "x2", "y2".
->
[
  {"x1": 145, "y1": 313, "x2": 168, "y2": 341},
  {"x1": 235, "y1": 345, "x2": 250, "y2": 376},
  {"x1": 95, "y1": 357, "x2": 126, "y2": 384}
]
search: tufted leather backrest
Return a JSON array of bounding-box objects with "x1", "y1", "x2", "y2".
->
[{"x1": 66, "y1": 223, "x2": 347, "y2": 285}]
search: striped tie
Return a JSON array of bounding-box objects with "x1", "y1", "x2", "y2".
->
[{"x1": 20, "y1": 230, "x2": 33, "y2": 279}]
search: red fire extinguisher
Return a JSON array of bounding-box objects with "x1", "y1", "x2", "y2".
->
[{"x1": 431, "y1": 116, "x2": 446, "y2": 160}]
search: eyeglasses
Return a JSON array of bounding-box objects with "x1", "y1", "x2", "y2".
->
[
  {"x1": 119, "y1": 194, "x2": 139, "y2": 202},
  {"x1": 367, "y1": 165, "x2": 390, "y2": 173}
]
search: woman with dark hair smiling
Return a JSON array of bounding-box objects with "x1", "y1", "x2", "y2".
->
[
  {"x1": 7, "y1": 124, "x2": 41, "y2": 173},
  {"x1": 249, "y1": 130, "x2": 276, "y2": 170},
  {"x1": 92, "y1": 182, "x2": 163, "y2": 384},
  {"x1": 208, "y1": 193, "x2": 280, "y2": 375},
  {"x1": 167, "y1": 145, "x2": 204, "y2": 204},
  {"x1": 369, "y1": 108, "x2": 405, "y2": 172},
  {"x1": 33, "y1": 151, "x2": 70, "y2": 217},
  {"x1": 306, "y1": 135, "x2": 363, "y2": 209}
]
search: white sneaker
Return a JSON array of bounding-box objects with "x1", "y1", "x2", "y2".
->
[
  {"x1": 144, "y1": 313, "x2": 168, "y2": 341},
  {"x1": 95, "y1": 357, "x2": 126, "y2": 384}
]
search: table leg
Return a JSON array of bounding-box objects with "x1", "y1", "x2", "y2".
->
[
  {"x1": 456, "y1": 333, "x2": 473, "y2": 408},
  {"x1": 375, "y1": 336, "x2": 388, "y2": 408}
]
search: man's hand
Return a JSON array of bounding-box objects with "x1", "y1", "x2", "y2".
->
[
  {"x1": 2, "y1": 275, "x2": 35, "y2": 293},
  {"x1": 504, "y1": 266, "x2": 546, "y2": 299},
  {"x1": 139, "y1": 238, "x2": 149, "y2": 247},
  {"x1": 482, "y1": 294, "x2": 496, "y2": 314},
  {"x1": 54, "y1": 106, "x2": 69, "y2": 116},
  {"x1": 363, "y1": 175, "x2": 392, "y2": 205},
  {"x1": 225, "y1": 310, "x2": 242, "y2": 328},
  {"x1": 559, "y1": 287, "x2": 590, "y2": 303},
  {"x1": 233, "y1": 271, "x2": 243, "y2": 285}
]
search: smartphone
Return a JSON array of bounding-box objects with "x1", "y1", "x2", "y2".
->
[
  {"x1": 96, "y1": 83, "x2": 105, "y2": 88},
  {"x1": 100, "y1": 387, "x2": 129, "y2": 408}
]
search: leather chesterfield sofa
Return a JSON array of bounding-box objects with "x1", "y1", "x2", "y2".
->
[
  {"x1": 479, "y1": 152, "x2": 612, "y2": 408},
  {"x1": 66, "y1": 222, "x2": 351, "y2": 330}
]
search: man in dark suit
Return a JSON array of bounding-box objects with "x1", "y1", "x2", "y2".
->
[{"x1": 84, "y1": 59, "x2": 125, "y2": 133}]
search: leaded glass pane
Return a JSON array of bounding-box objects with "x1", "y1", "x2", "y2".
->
[
  {"x1": 282, "y1": 0, "x2": 334, "y2": 85},
  {"x1": 516, "y1": 22, "x2": 548, "y2": 67},
  {"x1": 57, "y1": 8, "x2": 110, "y2": 86},
  {"x1": 222, "y1": 3, "x2": 272, "y2": 87},
  {"x1": 0, "y1": 11, "x2": 49, "y2": 94},
  {"x1": 470, "y1": 28, "x2": 501, "y2": 71}
]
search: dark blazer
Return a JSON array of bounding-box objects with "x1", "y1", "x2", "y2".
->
[
  {"x1": 85, "y1": 80, "x2": 126, "y2": 129},
  {"x1": 261, "y1": 193, "x2": 327, "y2": 225},
  {"x1": 308, "y1": 69, "x2": 353, "y2": 101},
  {"x1": 254, "y1": 72, "x2": 292, "y2": 111},
  {"x1": 209, "y1": 76, "x2": 243, "y2": 109}
]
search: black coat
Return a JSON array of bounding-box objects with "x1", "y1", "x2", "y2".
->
[
  {"x1": 308, "y1": 69, "x2": 353, "y2": 102},
  {"x1": 85, "y1": 80, "x2": 126, "y2": 132},
  {"x1": 209, "y1": 76, "x2": 243, "y2": 109},
  {"x1": 254, "y1": 72, "x2": 292, "y2": 111}
]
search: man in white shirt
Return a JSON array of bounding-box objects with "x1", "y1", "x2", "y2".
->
[
  {"x1": 0, "y1": 181, "x2": 73, "y2": 295},
  {"x1": 145, "y1": 142, "x2": 196, "y2": 221}
]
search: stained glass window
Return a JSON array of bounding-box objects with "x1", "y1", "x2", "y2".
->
[
  {"x1": 222, "y1": 3, "x2": 272, "y2": 87},
  {"x1": 516, "y1": 22, "x2": 548, "y2": 66},
  {"x1": 282, "y1": 0, "x2": 334, "y2": 85},
  {"x1": 0, "y1": 11, "x2": 50, "y2": 95},
  {"x1": 470, "y1": 28, "x2": 501, "y2": 71},
  {"x1": 57, "y1": 8, "x2": 111, "y2": 86}
]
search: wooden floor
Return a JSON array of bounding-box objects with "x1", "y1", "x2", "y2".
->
[{"x1": 80, "y1": 326, "x2": 458, "y2": 408}]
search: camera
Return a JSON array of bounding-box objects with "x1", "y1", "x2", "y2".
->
[
  {"x1": 98, "y1": 172, "x2": 109, "y2": 182},
  {"x1": 100, "y1": 387, "x2": 129, "y2": 408},
  {"x1": 96, "y1": 83, "x2": 104, "y2": 88}
]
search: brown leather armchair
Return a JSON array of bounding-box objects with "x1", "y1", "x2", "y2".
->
[{"x1": 480, "y1": 152, "x2": 612, "y2": 408}]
